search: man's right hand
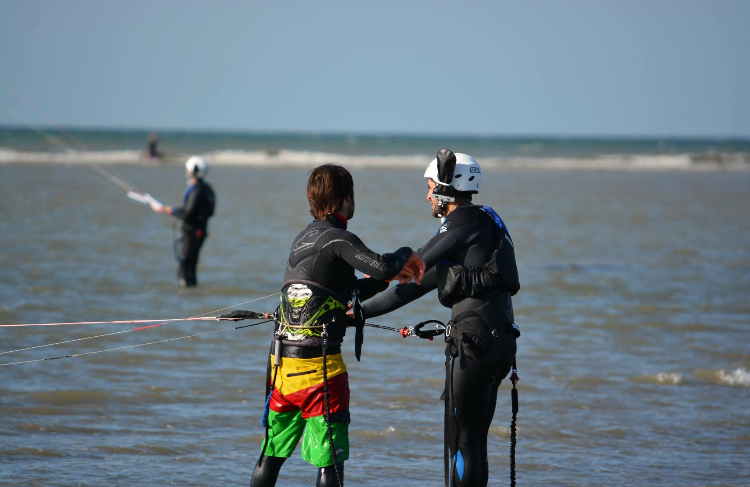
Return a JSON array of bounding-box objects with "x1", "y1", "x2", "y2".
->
[{"x1": 395, "y1": 251, "x2": 425, "y2": 285}]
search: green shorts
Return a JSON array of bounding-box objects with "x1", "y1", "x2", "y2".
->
[
  {"x1": 263, "y1": 409, "x2": 349, "y2": 467},
  {"x1": 261, "y1": 352, "x2": 350, "y2": 467}
]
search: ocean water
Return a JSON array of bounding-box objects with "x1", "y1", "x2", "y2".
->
[
  {"x1": 1, "y1": 127, "x2": 750, "y2": 170},
  {"x1": 0, "y1": 133, "x2": 749, "y2": 486}
]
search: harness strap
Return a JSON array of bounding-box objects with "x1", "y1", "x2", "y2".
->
[
  {"x1": 259, "y1": 337, "x2": 281, "y2": 468},
  {"x1": 321, "y1": 324, "x2": 344, "y2": 486}
]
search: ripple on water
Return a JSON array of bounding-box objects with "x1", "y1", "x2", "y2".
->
[
  {"x1": 95, "y1": 444, "x2": 192, "y2": 456},
  {"x1": 0, "y1": 447, "x2": 66, "y2": 458},
  {"x1": 12, "y1": 422, "x2": 101, "y2": 434},
  {"x1": 28, "y1": 389, "x2": 112, "y2": 406},
  {"x1": 351, "y1": 425, "x2": 437, "y2": 443}
]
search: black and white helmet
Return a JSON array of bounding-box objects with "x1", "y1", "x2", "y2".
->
[
  {"x1": 424, "y1": 150, "x2": 481, "y2": 194},
  {"x1": 185, "y1": 155, "x2": 209, "y2": 178}
]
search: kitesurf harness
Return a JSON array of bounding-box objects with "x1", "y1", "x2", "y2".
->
[
  {"x1": 277, "y1": 281, "x2": 348, "y2": 339},
  {"x1": 436, "y1": 206, "x2": 520, "y2": 307}
]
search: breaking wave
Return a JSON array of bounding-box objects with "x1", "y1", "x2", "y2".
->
[
  {"x1": 1, "y1": 147, "x2": 748, "y2": 171},
  {"x1": 694, "y1": 366, "x2": 750, "y2": 387},
  {"x1": 635, "y1": 367, "x2": 750, "y2": 387},
  {"x1": 634, "y1": 372, "x2": 685, "y2": 385}
]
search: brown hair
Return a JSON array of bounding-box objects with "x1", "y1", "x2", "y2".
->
[{"x1": 307, "y1": 164, "x2": 354, "y2": 220}]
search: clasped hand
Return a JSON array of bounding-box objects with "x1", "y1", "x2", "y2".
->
[{"x1": 395, "y1": 251, "x2": 425, "y2": 285}]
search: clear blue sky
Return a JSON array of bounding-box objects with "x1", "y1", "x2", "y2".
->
[{"x1": 1, "y1": 0, "x2": 748, "y2": 137}]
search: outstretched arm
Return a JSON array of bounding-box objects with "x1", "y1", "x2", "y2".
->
[
  {"x1": 171, "y1": 186, "x2": 200, "y2": 222},
  {"x1": 359, "y1": 224, "x2": 478, "y2": 317},
  {"x1": 362, "y1": 267, "x2": 437, "y2": 318},
  {"x1": 334, "y1": 232, "x2": 423, "y2": 283}
]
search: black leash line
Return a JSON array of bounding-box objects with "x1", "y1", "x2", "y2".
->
[{"x1": 0, "y1": 320, "x2": 273, "y2": 367}]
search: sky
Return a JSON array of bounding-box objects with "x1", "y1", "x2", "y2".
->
[{"x1": 0, "y1": 0, "x2": 748, "y2": 137}]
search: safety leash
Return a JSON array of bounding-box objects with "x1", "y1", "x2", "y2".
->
[{"x1": 509, "y1": 361, "x2": 519, "y2": 487}]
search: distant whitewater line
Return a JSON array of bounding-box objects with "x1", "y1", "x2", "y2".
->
[{"x1": 1, "y1": 147, "x2": 749, "y2": 171}]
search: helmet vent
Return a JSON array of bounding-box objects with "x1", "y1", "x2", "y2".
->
[
  {"x1": 454, "y1": 174, "x2": 462, "y2": 178},
  {"x1": 469, "y1": 176, "x2": 475, "y2": 181}
]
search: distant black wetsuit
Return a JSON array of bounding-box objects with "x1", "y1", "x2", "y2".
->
[
  {"x1": 250, "y1": 213, "x2": 413, "y2": 487},
  {"x1": 148, "y1": 140, "x2": 159, "y2": 158},
  {"x1": 172, "y1": 178, "x2": 215, "y2": 287},
  {"x1": 362, "y1": 202, "x2": 519, "y2": 487}
]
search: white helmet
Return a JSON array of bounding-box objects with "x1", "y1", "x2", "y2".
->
[
  {"x1": 185, "y1": 155, "x2": 209, "y2": 178},
  {"x1": 424, "y1": 151, "x2": 481, "y2": 194}
]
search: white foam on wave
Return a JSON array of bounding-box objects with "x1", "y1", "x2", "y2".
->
[
  {"x1": 654, "y1": 372, "x2": 684, "y2": 385},
  {"x1": 0, "y1": 148, "x2": 142, "y2": 165},
  {"x1": 205, "y1": 149, "x2": 432, "y2": 168},
  {"x1": 716, "y1": 367, "x2": 750, "y2": 387},
  {"x1": 633, "y1": 371, "x2": 685, "y2": 385},
  {"x1": 1, "y1": 147, "x2": 748, "y2": 172}
]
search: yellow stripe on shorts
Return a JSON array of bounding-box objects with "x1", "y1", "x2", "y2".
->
[{"x1": 270, "y1": 353, "x2": 347, "y2": 396}]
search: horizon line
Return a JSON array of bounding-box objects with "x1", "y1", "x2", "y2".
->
[{"x1": 0, "y1": 122, "x2": 748, "y2": 141}]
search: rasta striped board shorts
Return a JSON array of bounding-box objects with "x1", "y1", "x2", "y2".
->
[{"x1": 263, "y1": 347, "x2": 350, "y2": 467}]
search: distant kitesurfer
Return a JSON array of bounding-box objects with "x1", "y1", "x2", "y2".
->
[
  {"x1": 243, "y1": 164, "x2": 425, "y2": 487},
  {"x1": 359, "y1": 150, "x2": 520, "y2": 487},
  {"x1": 151, "y1": 156, "x2": 215, "y2": 287},
  {"x1": 147, "y1": 133, "x2": 162, "y2": 160}
]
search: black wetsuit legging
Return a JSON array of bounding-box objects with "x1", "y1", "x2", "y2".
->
[
  {"x1": 177, "y1": 229, "x2": 205, "y2": 286},
  {"x1": 447, "y1": 352, "x2": 510, "y2": 486}
]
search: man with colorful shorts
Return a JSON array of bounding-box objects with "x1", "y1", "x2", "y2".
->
[{"x1": 248, "y1": 164, "x2": 424, "y2": 487}]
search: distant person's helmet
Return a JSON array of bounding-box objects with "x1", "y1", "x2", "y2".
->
[
  {"x1": 424, "y1": 151, "x2": 481, "y2": 194},
  {"x1": 185, "y1": 156, "x2": 209, "y2": 178}
]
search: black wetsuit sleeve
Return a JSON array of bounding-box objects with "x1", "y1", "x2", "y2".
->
[
  {"x1": 360, "y1": 224, "x2": 477, "y2": 318},
  {"x1": 417, "y1": 226, "x2": 475, "y2": 268},
  {"x1": 356, "y1": 277, "x2": 390, "y2": 301},
  {"x1": 172, "y1": 186, "x2": 200, "y2": 222},
  {"x1": 362, "y1": 267, "x2": 437, "y2": 318},
  {"x1": 332, "y1": 232, "x2": 412, "y2": 281}
]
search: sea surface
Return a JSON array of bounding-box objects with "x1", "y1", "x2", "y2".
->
[
  {"x1": 1, "y1": 127, "x2": 750, "y2": 170},
  {"x1": 1, "y1": 130, "x2": 749, "y2": 486}
]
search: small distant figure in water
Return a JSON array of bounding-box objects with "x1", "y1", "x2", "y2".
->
[
  {"x1": 147, "y1": 133, "x2": 162, "y2": 161},
  {"x1": 151, "y1": 156, "x2": 216, "y2": 287}
]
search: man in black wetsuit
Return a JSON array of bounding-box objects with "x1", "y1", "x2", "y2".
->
[
  {"x1": 152, "y1": 156, "x2": 215, "y2": 287},
  {"x1": 360, "y1": 150, "x2": 520, "y2": 487},
  {"x1": 245, "y1": 164, "x2": 425, "y2": 487},
  {"x1": 147, "y1": 133, "x2": 162, "y2": 160}
]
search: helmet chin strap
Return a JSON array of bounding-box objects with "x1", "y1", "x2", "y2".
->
[{"x1": 433, "y1": 192, "x2": 455, "y2": 218}]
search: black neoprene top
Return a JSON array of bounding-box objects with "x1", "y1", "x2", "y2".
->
[
  {"x1": 172, "y1": 179, "x2": 215, "y2": 232},
  {"x1": 362, "y1": 203, "x2": 509, "y2": 320},
  {"x1": 283, "y1": 214, "x2": 413, "y2": 304}
]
